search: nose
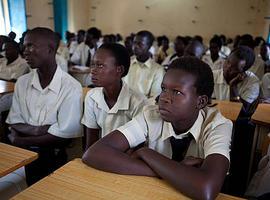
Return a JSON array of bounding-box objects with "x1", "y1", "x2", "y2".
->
[{"x1": 159, "y1": 91, "x2": 172, "y2": 104}]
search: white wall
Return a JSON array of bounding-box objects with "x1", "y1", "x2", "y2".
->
[{"x1": 68, "y1": 0, "x2": 270, "y2": 40}]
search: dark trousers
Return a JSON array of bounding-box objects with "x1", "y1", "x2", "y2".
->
[{"x1": 25, "y1": 146, "x2": 67, "y2": 186}]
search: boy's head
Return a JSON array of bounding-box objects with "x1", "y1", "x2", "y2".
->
[
  {"x1": 133, "y1": 30, "x2": 154, "y2": 57},
  {"x1": 23, "y1": 27, "x2": 59, "y2": 69},
  {"x1": 174, "y1": 36, "x2": 185, "y2": 56},
  {"x1": 91, "y1": 43, "x2": 130, "y2": 87},
  {"x1": 223, "y1": 46, "x2": 255, "y2": 83},
  {"x1": 209, "y1": 36, "x2": 222, "y2": 57},
  {"x1": 184, "y1": 40, "x2": 204, "y2": 59},
  {"x1": 161, "y1": 36, "x2": 169, "y2": 51},
  {"x1": 260, "y1": 43, "x2": 270, "y2": 62},
  {"x1": 158, "y1": 57, "x2": 213, "y2": 123},
  {"x1": 77, "y1": 30, "x2": 85, "y2": 44},
  {"x1": 85, "y1": 27, "x2": 102, "y2": 48},
  {"x1": 4, "y1": 40, "x2": 20, "y2": 62}
]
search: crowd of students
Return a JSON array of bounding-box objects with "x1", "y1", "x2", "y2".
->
[{"x1": 0, "y1": 26, "x2": 269, "y2": 199}]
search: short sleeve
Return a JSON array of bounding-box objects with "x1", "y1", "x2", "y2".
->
[
  {"x1": 203, "y1": 120, "x2": 233, "y2": 161},
  {"x1": 240, "y1": 79, "x2": 260, "y2": 104},
  {"x1": 117, "y1": 111, "x2": 148, "y2": 148},
  {"x1": 48, "y1": 86, "x2": 83, "y2": 138},
  {"x1": 81, "y1": 91, "x2": 99, "y2": 129}
]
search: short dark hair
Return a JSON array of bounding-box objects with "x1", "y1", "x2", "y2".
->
[
  {"x1": 136, "y1": 30, "x2": 155, "y2": 47},
  {"x1": 27, "y1": 27, "x2": 60, "y2": 53},
  {"x1": 5, "y1": 40, "x2": 20, "y2": 52},
  {"x1": 99, "y1": 43, "x2": 130, "y2": 77},
  {"x1": 168, "y1": 57, "x2": 214, "y2": 100},
  {"x1": 231, "y1": 46, "x2": 255, "y2": 71},
  {"x1": 87, "y1": 27, "x2": 102, "y2": 39},
  {"x1": 210, "y1": 36, "x2": 222, "y2": 49}
]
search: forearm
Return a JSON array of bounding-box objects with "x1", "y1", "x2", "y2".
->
[
  {"x1": 229, "y1": 85, "x2": 240, "y2": 102},
  {"x1": 82, "y1": 144, "x2": 157, "y2": 177},
  {"x1": 12, "y1": 133, "x2": 67, "y2": 147},
  {"x1": 139, "y1": 149, "x2": 226, "y2": 200},
  {"x1": 10, "y1": 123, "x2": 50, "y2": 136}
]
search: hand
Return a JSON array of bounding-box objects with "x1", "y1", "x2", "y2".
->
[
  {"x1": 180, "y1": 156, "x2": 204, "y2": 168},
  {"x1": 8, "y1": 129, "x2": 20, "y2": 146},
  {"x1": 229, "y1": 73, "x2": 246, "y2": 86},
  {"x1": 130, "y1": 147, "x2": 149, "y2": 160}
]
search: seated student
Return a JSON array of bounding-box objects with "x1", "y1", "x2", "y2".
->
[
  {"x1": 202, "y1": 36, "x2": 225, "y2": 71},
  {"x1": 213, "y1": 46, "x2": 260, "y2": 116},
  {"x1": 82, "y1": 43, "x2": 146, "y2": 149},
  {"x1": 219, "y1": 35, "x2": 231, "y2": 58},
  {"x1": 261, "y1": 64, "x2": 270, "y2": 103},
  {"x1": 124, "y1": 35, "x2": 134, "y2": 57},
  {"x1": 0, "y1": 40, "x2": 29, "y2": 81},
  {"x1": 69, "y1": 30, "x2": 85, "y2": 56},
  {"x1": 71, "y1": 27, "x2": 102, "y2": 67},
  {"x1": 162, "y1": 36, "x2": 186, "y2": 70},
  {"x1": 183, "y1": 40, "x2": 204, "y2": 59},
  {"x1": 6, "y1": 27, "x2": 82, "y2": 185},
  {"x1": 156, "y1": 36, "x2": 172, "y2": 64},
  {"x1": 123, "y1": 30, "x2": 165, "y2": 98},
  {"x1": 82, "y1": 57, "x2": 233, "y2": 200}
]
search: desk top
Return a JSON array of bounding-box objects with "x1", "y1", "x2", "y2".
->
[
  {"x1": 0, "y1": 142, "x2": 38, "y2": 177},
  {"x1": 252, "y1": 103, "x2": 270, "y2": 127},
  {"x1": 0, "y1": 80, "x2": 15, "y2": 95},
  {"x1": 12, "y1": 159, "x2": 244, "y2": 200},
  {"x1": 212, "y1": 100, "x2": 242, "y2": 122}
]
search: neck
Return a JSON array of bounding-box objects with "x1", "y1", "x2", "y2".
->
[
  {"x1": 211, "y1": 54, "x2": 219, "y2": 62},
  {"x1": 171, "y1": 112, "x2": 199, "y2": 135},
  {"x1": 176, "y1": 51, "x2": 183, "y2": 57},
  {"x1": 136, "y1": 53, "x2": 150, "y2": 63},
  {"x1": 103, "y1": 81, "x2": 122, "y2": 108},
  {"x1": 37, "y1": 59, "x2": 57, "y2": 89}
]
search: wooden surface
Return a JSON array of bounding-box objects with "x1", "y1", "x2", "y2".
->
[
  {"x1": 12, "y1": 159, "x2": 244, "y2": 200},
  {"x1": 0, "y1": 142, "x2": 38, "y2": 177},
  {"x1": 252, "y1": 103, "x2": 270, "y2": 127},
  {"x1": 0, "y1": 80, "x2": 15, "y2": 94},
  {"x1": 212, "y1": 100, "x2": 242, "y2": 121}
]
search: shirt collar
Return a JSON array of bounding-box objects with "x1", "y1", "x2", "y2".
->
[
  {"x1": 31, "y1": 66, "x2": 62, "y2": 94},
  {"x1": 131, "y1": 56, "x2": 152, "y2": 69},
  {"x1": 90, "y1": 81, "x2": 131, "y2": 113},
  {"x1": 161, "y1": 110, "x2": 204, "y2": 143}
]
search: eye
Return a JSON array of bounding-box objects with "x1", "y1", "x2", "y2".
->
[
  {"x1": 161, "y1": 86, "x2": 167, "y2": 92},
  {"x1": 173, "y1": 89, "x2": 182, "y2": 95}
]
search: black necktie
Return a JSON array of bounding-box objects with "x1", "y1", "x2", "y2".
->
[
  {"x1": 86, "y1": 50, "x2": 91, "y2": 67},
  {"x1": 170, "y1": 133, "x2": 193, "y2": 162}
]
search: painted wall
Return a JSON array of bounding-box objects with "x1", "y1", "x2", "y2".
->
[{"x1": 68, "y1": 0, "x2": 270, "y2": 40}]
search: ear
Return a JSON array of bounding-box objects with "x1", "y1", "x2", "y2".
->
[
  {"x1": 116, "y1": 65, "x2": 125, "y2": 76},
  {"x1": 196, "y1": 95, "x2": 208, "y2": 109}
]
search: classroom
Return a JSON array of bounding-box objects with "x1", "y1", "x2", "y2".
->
[{"x1": 0, "y1": 0, "x2": 270, "y2": 199}]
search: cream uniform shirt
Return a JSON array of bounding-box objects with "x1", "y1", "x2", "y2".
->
[
  {"x1": 6, "y1": 66, "x2": 83, "y2": 138},
  {"x1": 202, "y1": 55, "x2": 225, "y2": 71},
  {"x1": 81, "y1": 82, "x2": 147, "y2": 137},
  {"x1": 0, "y1": 56, "x2": 29, "y2": 80},
  {"x1": 123, "y1": 57, "x2": 165, "y2": 98},
  {"x1": 117, "y1": 105, "x2": 232, "y2": 161},
  {"x1": 213, "y1": 69, "x2": 260, "y2": 103}
]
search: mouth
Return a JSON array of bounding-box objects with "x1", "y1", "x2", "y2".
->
[{"x1": 158, "y1": 107, "x2": 171, "y2": 115}]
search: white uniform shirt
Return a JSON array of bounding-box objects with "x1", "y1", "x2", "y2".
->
[
  {"x1": 162, "y1": 54, "x2": 180, "y2": 69},
  {"x1": 56, "y1": 53, "x2": 68, "y2": 72},
  {"x1": 81, "y1": 82, "x2": 146, "y2": 137},
  {"x1": 213, "y1": 69, "x2": 260, "y2": 103},
  {"x1": 0, "y1": 56, "x2": 29, "y2": 80},
  {"x1": 6, "y1": 66, "x2": 83, "y2": 138},
  {"x1": 261, "y1": 73, "x2": 270, "y2": 99},
  {"x1": 123, "y1": 57, "x2": 165, "y2": 98},
  {"x1": 117, "y1": 105, "x2": 232, "y2": 161},
  {"x1": 202, "y1": 55, "x2": 225, "y2": 71}
]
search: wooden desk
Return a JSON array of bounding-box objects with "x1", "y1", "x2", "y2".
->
[
  {"x1": 212, "y1": 100, "x2": 242, "y2": 121},
  {"x1": 0, "y1": 142, "x2": 38, "y2": 177},
  {"x1": 12, "y1": 159, "x2": 244, "y2": 200},
  {"x1": 0, "y1": 80, "x2": 15, "y2": 95},
  {"x1": 252, "y1": 103, "x2": 270, "y2": 127}
]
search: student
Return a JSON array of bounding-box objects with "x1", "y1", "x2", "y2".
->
[
  {"x1": 6, "y1": 27, "x2": 82, "y2": 185},
  {"x1": 202, "y1": 36, "x2": 225, "y2": 71},
  {"x1": 0, "y1": 40, "x2": 29, "y2": 81},
  {"x1": 82, "y1": 57, "x2": 232, "y2": 200},
  {"x1": 69, "y1": 29, "x2": 85, "y2": 56},
  {"x1": 124, "y1": 35, "x2": 134, "y2": 57},
  {"x1": 123, "y1": 30, "x2": 165, "y2": 98},
  {"x1": 81, "y1": 43, "x2": 146, "y2": 149},
  {"x1": 162, "y1": 36, "x2": 186, "y2": 69},
  {"x1": 156, "y1": 36, "x2": 170, "y2": 64},
  {"x1": 71, "y1": 27, "x2": 102, "y2": 67},
  {"x1": 261, "y1": 62, "x2": 270, "y2": 103},
  {"x1": 213, "y1": 46, "x2": 259, "y2": 116},
  {"x1": 183, "y1": 40, "x2": 204, "y2": 59}
]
